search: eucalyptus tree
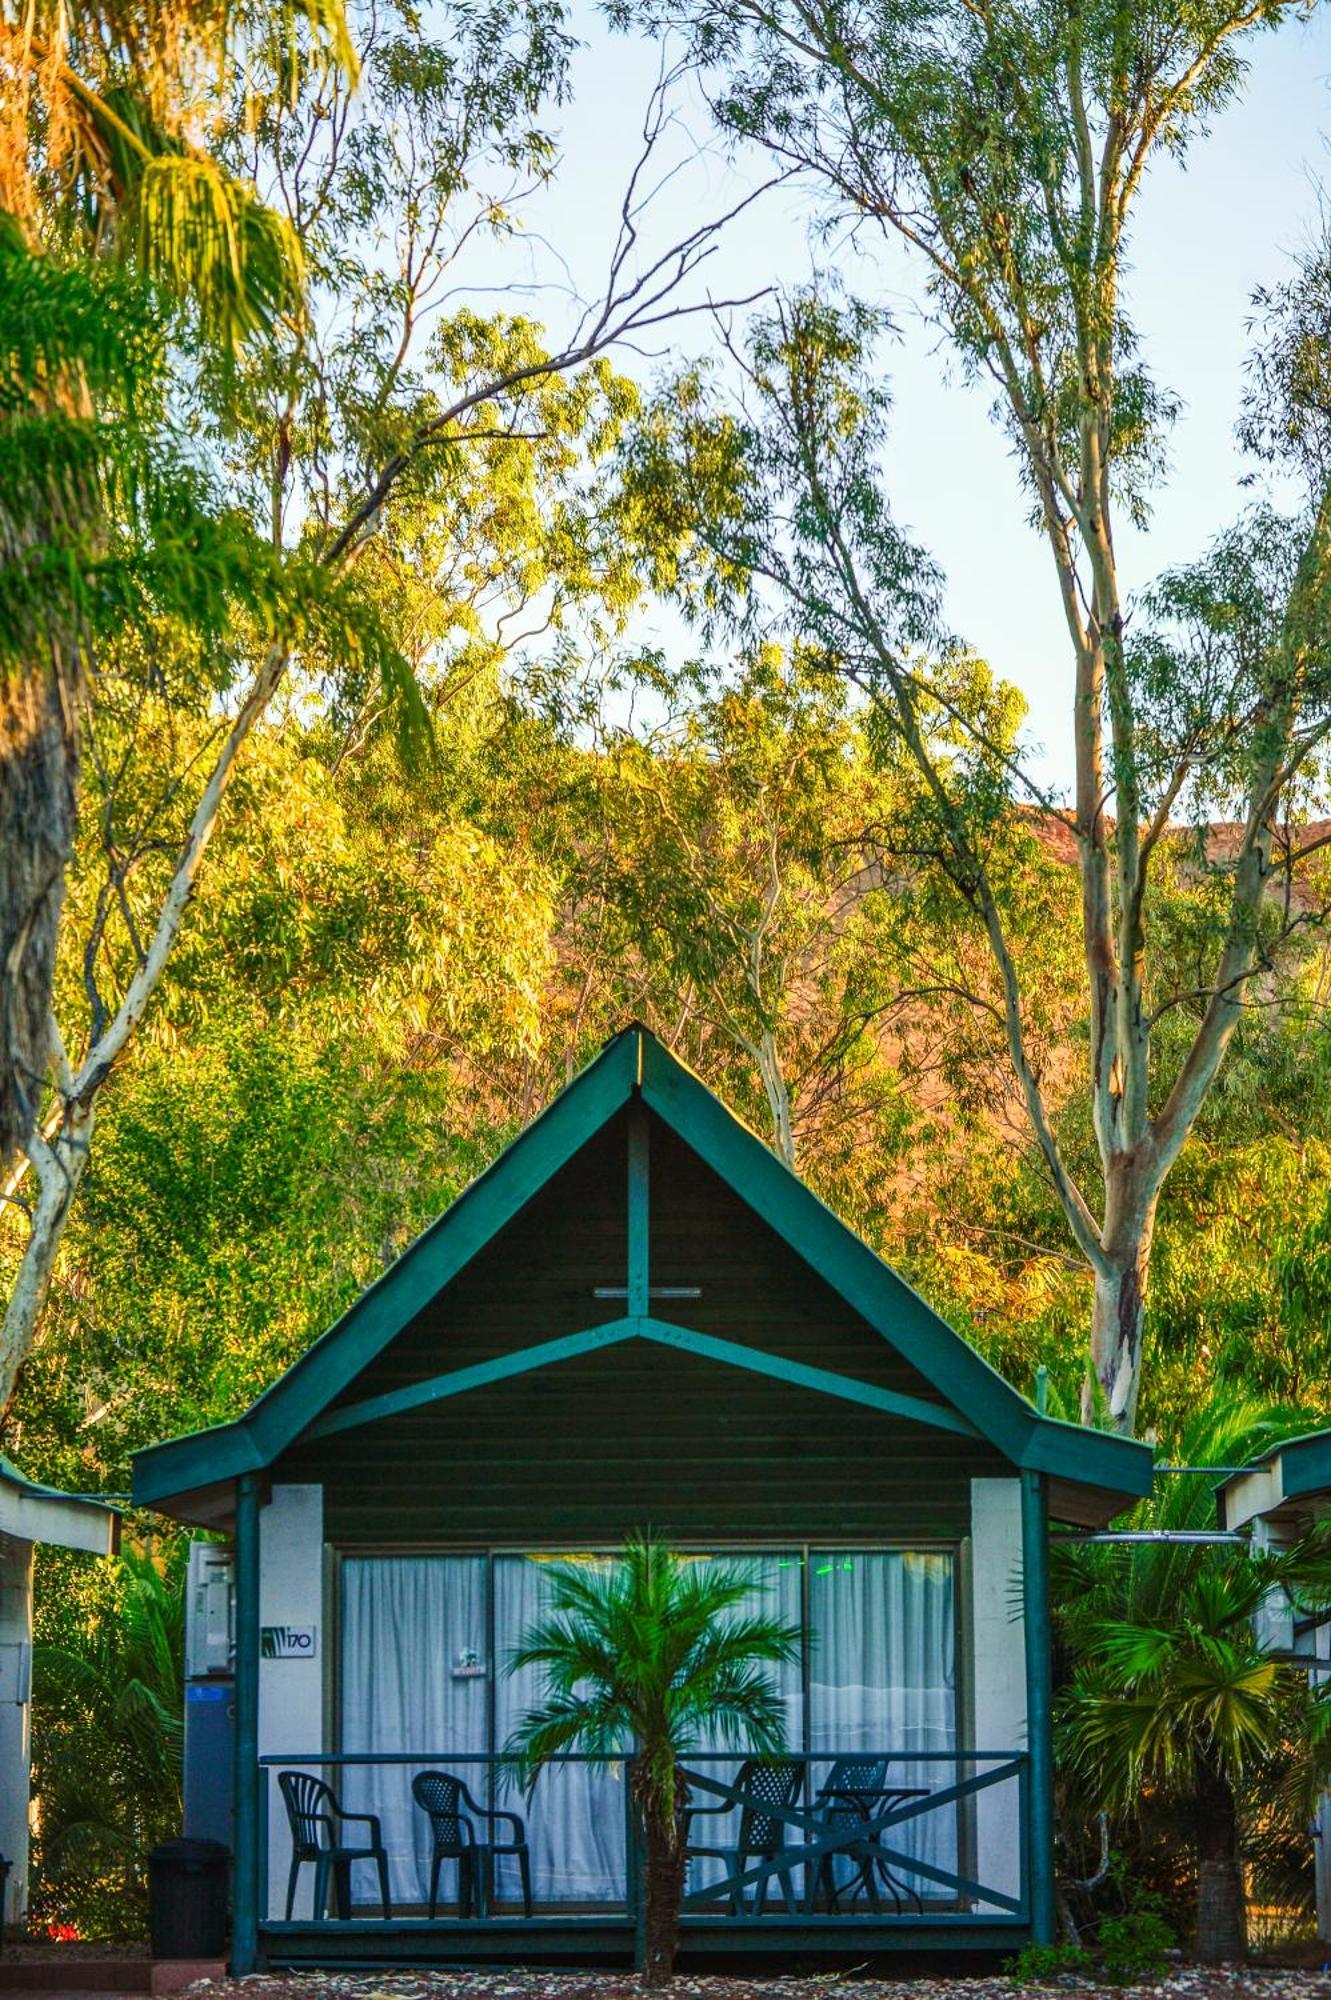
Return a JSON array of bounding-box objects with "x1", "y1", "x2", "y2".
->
[
  {"x1": 0, "y1": 232, "x2": 411, "y2": 1415},
  {"x1": 579, "y1": 651, "x2": 904, "y2": 1166},
  {"x1": 0, "y1": 0, "x2": 757, "y2": 1426},
  {"x1": 613, "y1": 0, "x2": 1331, "y2": 1431}
]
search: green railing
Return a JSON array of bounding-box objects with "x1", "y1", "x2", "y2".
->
[{"x1": 255, "y1": 1747, "x2": 1029, "y2": 1931}]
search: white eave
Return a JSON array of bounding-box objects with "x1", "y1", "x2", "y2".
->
[
  {"x1": 1219, "y1": 1461, "x2": 1283, "y2": 1533},
  {"x1": 0, "y1": 1457, "x2": 119, "y2": 1557}
]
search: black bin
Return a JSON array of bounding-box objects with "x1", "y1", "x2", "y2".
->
[{"x1": 147, "y1": 1838, "x2": 229, "y2": 1959}]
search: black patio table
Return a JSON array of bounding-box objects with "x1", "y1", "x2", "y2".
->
[{"x1": 809, "y1": 1780, "x2": 931, "y2": 1914}]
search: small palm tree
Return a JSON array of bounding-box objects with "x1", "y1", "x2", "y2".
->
[
  {"x1": 1056, "y1": 1396, "x2": 1331, "y2": 1963},
  {"x1": 505, "y1": 1536, "x2": 801, "y2": 1985}
]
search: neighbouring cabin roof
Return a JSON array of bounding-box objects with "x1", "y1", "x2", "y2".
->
[
  {"x1": 1218, "y1": 1430, "x2": 1331, "y2": 1533},
  {"x1": 0, "y1": 1456, "x2": 120, "y2": 1556},
  {"x1": 131, "y1": 1024, "x2": 1152, "y2": 1531}
]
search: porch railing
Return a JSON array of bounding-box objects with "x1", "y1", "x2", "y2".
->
[{"x1": 256, "y1": 1748, "x2": 1029, "y2": 1929}]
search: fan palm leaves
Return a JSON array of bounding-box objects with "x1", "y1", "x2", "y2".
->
[
  {"x1": 1055, "y1": 1394, "x2": 1331, "y2": 1962},
  {"x1": 506, "y1": 1536, "x2": 801, "y2": 1985},
  {"x1": 30, "y1": 1539, "x2": 185, "y2": 1934}
]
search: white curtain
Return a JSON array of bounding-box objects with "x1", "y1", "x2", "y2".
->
[
  {"x1": 336, "y1": 1546, "x2": 958, "y2": 1916},
  {"x1": 340, "y1": 1556, "x2": 489, "y2": 1910},
  {"x1": 494, "y1": 1556, "x2": 627, "y2": 1904},
  {"x1": 683, "y1": 1553, "x2": 804, "y2": 1901},
  {"x1": 808, "y1": 1550, "x2": 957, "y2": 1901}
]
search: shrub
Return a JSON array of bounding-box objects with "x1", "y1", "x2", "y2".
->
[
  {"x1": 1097, "y1": 1910, "x2": 1176, "y2": 1983},
  {"x1": 1005, "y1": 1939, "x2": 1095, "y2": 1983}
]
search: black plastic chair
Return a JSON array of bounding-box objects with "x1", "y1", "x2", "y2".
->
[
  {"x1": 411, "y1": 1769, "x2": 533, "y2": 1918},
  {"x1": 277, "y1": 1770, "x2": 392, "y2": 1920},
  {"x1": 684, "y1": 1757, "x2": 805, "y2": 1914},
  {"x1": 809, "y1": 1755, "x2": 889, "y2": 1911}
]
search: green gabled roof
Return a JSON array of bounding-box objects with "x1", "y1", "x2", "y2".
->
[{"x1": 132, "y1": 1024, "x2": 1152, "y2": 1520}]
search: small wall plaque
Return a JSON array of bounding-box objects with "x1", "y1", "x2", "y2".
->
[{"x1": 260, "y1": 1624, "x2": 318, "y2": 1660}]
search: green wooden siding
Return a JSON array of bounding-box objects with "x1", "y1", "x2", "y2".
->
[
  {"x1": 315, "y1": 1109, "x2": 958, "y2": 1420},
  {"x1": 279, "y1": 1340, "x2": 1006, "y2": 1543},
  {"x1": 275, "y1": 1109, "x2": 1007, "y2": 1544}
]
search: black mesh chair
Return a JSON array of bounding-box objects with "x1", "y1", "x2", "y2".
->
[
  {"x1": 277, "y1": 1770, "x2": 392, "y2": 1919},
  {"x1": 684, "y1": 1757, "x2": 805, "y2": 1914},
  {"x1": 808, "y1": 1755, "x2": 889, "y2": 1911},
  {"x1": 411, "y1": 1769, "x2": 533, "y2": 1918}
]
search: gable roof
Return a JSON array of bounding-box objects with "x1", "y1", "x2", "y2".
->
[{"x1": 132, "y1": 1024, "x2": 1152, "y2": 1525}]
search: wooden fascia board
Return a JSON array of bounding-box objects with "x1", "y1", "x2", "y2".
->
[
  {"x1": 133, "y1": 1416, "x2": 265, "y2": 1506},
  {"x1": 133, "y1": 1031, "x2": 641, "y2": 1499},
  {"x1": 1274, "y1": 1432, "x2": 1331, "y2": 1509},
  {"x1": 1021, "y1": 1419, "x2": 1153, "y2": 1503},
  {"x1": 639, "y1": 1039, "x2": 1032, "y2": 1456},
  {"x1": 1217, "y1": 1432, "x2": 1331, "y2": 1529},
  {"x1": 0, "y1": 1479, "x2": 119, "y2": 1556},
  {"x1": 639, "y1": 1038, "x2": 1152, "y2": 1505}
]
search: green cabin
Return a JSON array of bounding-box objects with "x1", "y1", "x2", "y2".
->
[{"x1": 133, "y1": 1025, "x2": 1152, "y2": 1971}]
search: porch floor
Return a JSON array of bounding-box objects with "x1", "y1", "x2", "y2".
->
[{"x1": 258, "y1": 1913, "x2": 1029, "y2": 1969}]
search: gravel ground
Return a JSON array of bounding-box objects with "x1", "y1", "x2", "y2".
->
[{"x1": 180, "y1": 1969, "x2": 1331, "y2": 2000}]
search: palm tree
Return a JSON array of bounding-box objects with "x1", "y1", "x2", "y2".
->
[
  {"x1": 1056, "y1": 1396, "x2": 1331, "y2": 1963},
  {"x1": 505, "y1": 1536, "x2": 802, "y2": 1986},
  {"x1": 0, "y1": 0, "x2": 353, "y2": 332}
]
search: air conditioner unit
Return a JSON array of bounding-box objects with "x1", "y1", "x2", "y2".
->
[{"x1": 185, "y1": 1540, "x2": 234, "y2": 1679}]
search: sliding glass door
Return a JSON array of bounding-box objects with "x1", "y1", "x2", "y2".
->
[
  {"x1": 493, "y1": 1556, "x2": 626, "y2": 1904},
  {"x1": 337, "y1": 1545, "x2": 957, "y2": 1912},
  {"x1": 808, "y1": 1550, "x2": 957, "y2": 1900},
  {"x1": 340, "y1": 1556, "x2": 489, "y2": 1909}
]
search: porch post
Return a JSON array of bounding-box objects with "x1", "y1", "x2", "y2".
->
[
  {"x1": 232, "y1": 1471, "x2": 261, "y2": 1974},
  {"x1": 1021, "y1": 1468, "x2": 1056, "y2": 1945}
]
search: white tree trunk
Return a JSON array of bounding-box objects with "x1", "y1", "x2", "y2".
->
[
  {"x1": 0, "y1": 1109, "x2": 93, "y2": 1418},
  {"x1": 1084, "y1": 1226, "x2": 1153, "y2": 1433},
  {"x1": 756, "y1": 1029, "x2": 796, "y2": 1168},
  {"x1": 0, "y1": 643, "x2": 289, "y2": 1428}
]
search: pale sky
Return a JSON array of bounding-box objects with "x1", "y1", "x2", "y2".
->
[{"x1": 464, "y1": 4, "x2": 1331, "y2": 790}]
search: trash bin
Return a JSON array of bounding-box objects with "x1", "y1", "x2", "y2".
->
[
  {"x1": 0, "y1": 1855, "x2": 10, "y2": 1954},
  {"x1": 147, "y1": 1838, "x2": 229, "y2": 1959}
]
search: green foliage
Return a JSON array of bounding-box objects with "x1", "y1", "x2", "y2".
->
[
  {"x1": 1098, "y1": 1908, "x2": 1176, "y2": 1983},
  {"x1": 28, "y1": 1542, "x2": 185, "y2": 1939},
  {"x1": 506, "y1": 1536, "x2": 800, "y2": 1810},
  {"x1": 505, "y1": 1535, "x2": 801, "y2": 1984},
  {"x1": 1004, "y1": 1939, "x2": 1094, "y2": 1983},
  {"x1": 1054, "y1": 1397, "x2": 1331, "y2": 1954},
  {"x1": 3, "y1": 0, "x2": 356, "y2": 344}
]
